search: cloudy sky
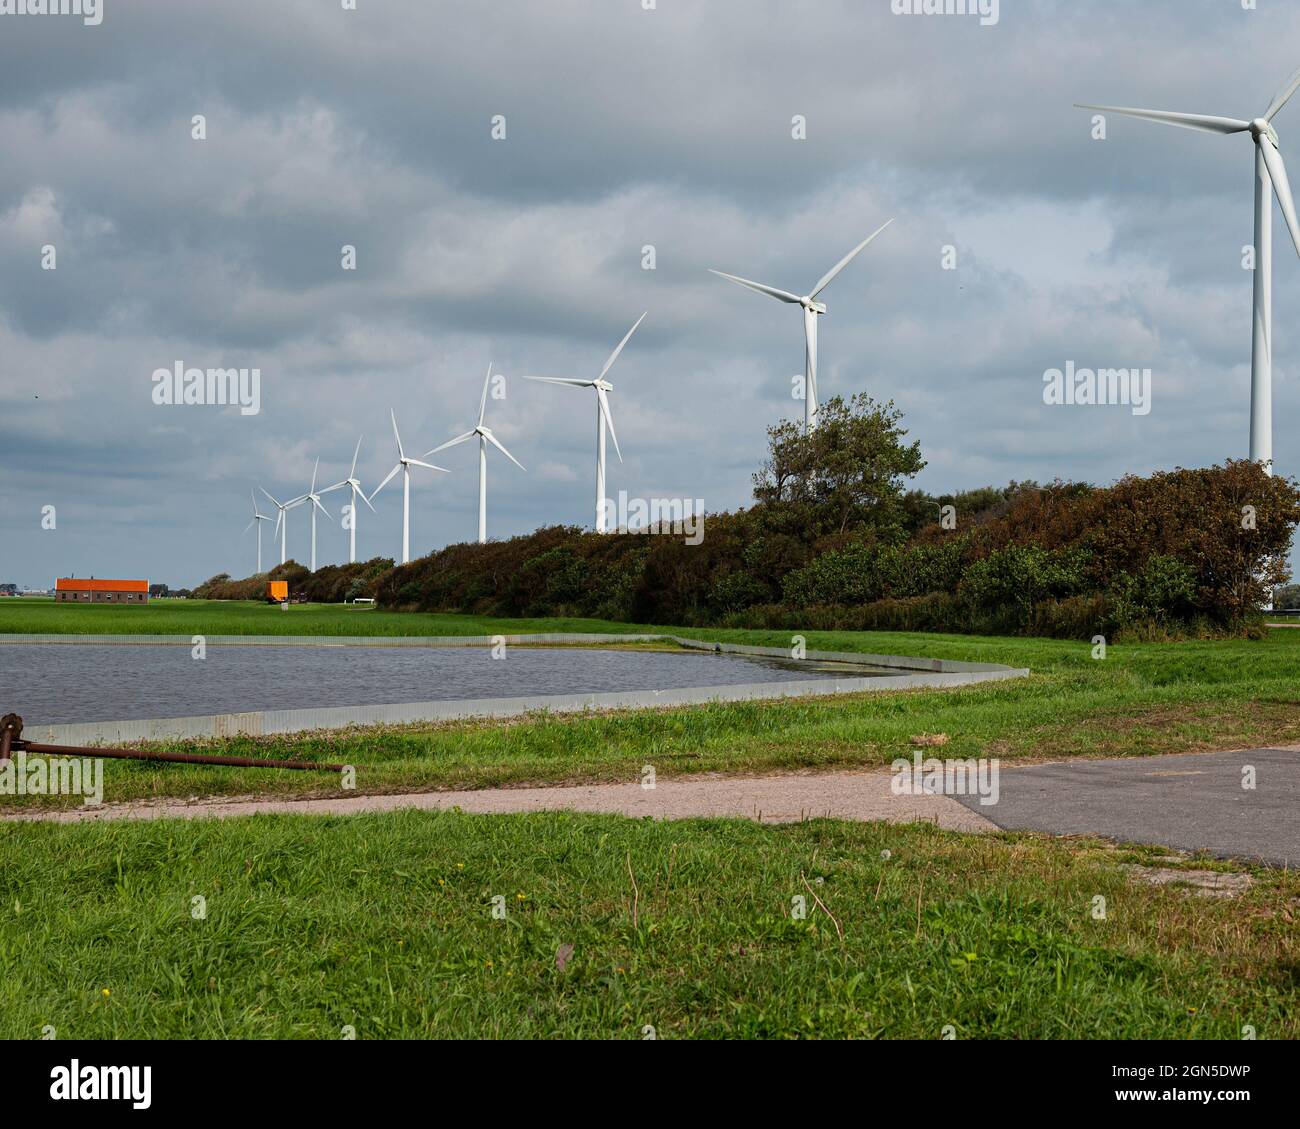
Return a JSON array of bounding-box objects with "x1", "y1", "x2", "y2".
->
[{"x1": 3, "y1": 0, "x2": 1299, "y2": 588}]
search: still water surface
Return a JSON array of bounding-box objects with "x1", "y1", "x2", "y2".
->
[{"x1": 0, "y1": 643, "x2": 894, "y2": 725}]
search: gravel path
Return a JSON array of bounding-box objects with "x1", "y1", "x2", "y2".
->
[{"x1": 0, "y1": 769, "x2": 996, "y2": 832}]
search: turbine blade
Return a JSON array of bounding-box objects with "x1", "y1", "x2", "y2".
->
[
  {"x1": 319, "y1": 481, "x2": 348, "y2": 495},
  {"x1": 425, "y1": 431, "x2": 475, "y2": 456},
  {"x1": 598, "y1": 312, "x2": 647, "y2": 381},
  {"x1": 597, "y1": 387, "x2": 622, "y2": 463},
  {"x1": 350, "y1": 435, "x2": 362, "y2": 479},
  {"x1": 478, "y1": 363, "x2": 492, "y2": 427},
  {"x1": 1260, "y1": 137, "x2": 1300, "y2": 257},
  {"x1": 243, "y1": 518, "x2": 256, "y2": 534},
  {"x1": 274, "y1": 509, "x2": 282, "y2": 536},
  {"x1": 708, "y1": 269, "x2": 801, "y2": 304},
  {"x1": 390, "y1": 408, "x2": 404, "y2": 460},
  {"x1": 313, "y1": 495, "x2": 333, "y2": 521},
  {"x1": 1266, "y1": 63, "x2": 1300, "y2": 121},
  {"x1": 407, "y1": 458, "x2": 450, "y2": 473},
  {"x1": 259, "y1": 487, "x2": 281, "y2": 508},
  {"x1": 810, "y1": 219, "x2": 894, "y2": 299},
  {"x1": 370, "y1": 463, "x2": 401, "y2": 501},
  {"x1": 1073, "y1": 104, "x2": 1250, "y2": 135},
  {"x1": 520, "y1": 375, "x2": 592, "y2": 387},
  {"x1": 310, "y1": 457, "x2": 319, "y2": 494},
  {"x1": 358, "y1": 485, "x2": 377, "y2": 513},
  {"x1": 486, "y1": 432, "x2": 526, "y2": 472}
]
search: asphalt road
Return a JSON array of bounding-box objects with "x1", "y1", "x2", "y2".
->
[{"x1": 958, "y1": 748, "x2": 1300, "y2": 867}]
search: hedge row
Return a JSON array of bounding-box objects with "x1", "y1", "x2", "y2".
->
[{"x1": 366, "y1": 461, "x2": 1299, "y2": 638}]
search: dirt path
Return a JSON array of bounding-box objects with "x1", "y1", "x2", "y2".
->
[{"x1": 0, "y1": 769, "x2": 996, "y2": 832}]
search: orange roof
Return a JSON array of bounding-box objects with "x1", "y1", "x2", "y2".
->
[{"x1": 56, "y1": 578, "x2": 148, "y2": 593}]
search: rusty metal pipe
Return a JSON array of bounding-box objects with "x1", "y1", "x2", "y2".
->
[
  {"x1": 2, "y1": 714, "x2": 342, "y2": 772},
  {"x1": 18, "y1": 741, "x2": 344, "y2": 772}
]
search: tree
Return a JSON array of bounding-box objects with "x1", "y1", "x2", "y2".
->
[{"x1": 752, "y1": 394, "x2": 926, "y2": 538}]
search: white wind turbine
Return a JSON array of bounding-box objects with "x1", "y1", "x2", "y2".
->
[
  {"x1": 1078, "y1": 64, "x2": 1300, "y2": 475},
  {"x1": 523, "y1": 313, "x2": 646, "y2": 534},
  {"x1": 242, "y1": 489, "x2": 273, "y2": 574},
  {"x1": 259, "y1": 487, "x2": 293, "y2": 566},
  {"x1": 709, "y1": 219, "x2": 893, "y2": 432},
  {"x1": 369, "y1": 409, "x2": 449, "y2": 564},
  {"x1": 284, "y1": 458, "x2": 333, "y2": 572},
  {"x1": 321, "y1": 436, "x2": 375, "y2": 564},
  {"x1": 425, "y1": 364, "x2": 526, "y2": 544}
]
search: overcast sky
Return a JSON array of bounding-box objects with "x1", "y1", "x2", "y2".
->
[{"x1": 2, "y1": 0, "x2": 1299, "y2": 588}]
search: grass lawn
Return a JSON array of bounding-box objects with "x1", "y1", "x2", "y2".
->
[
  {"x1": 0, "y1": 597, "x2": 637, "y2": 638},
  {"x1": 2, "y1": 601, "x2": 1298, "y2": 810},
  {"x1": 1, "y1": 808, "x2": 1295, "y2": 1039}
]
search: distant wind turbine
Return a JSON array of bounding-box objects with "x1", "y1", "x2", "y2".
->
[
  {"x1": 523, "y1": 313, "x2": 646, "y2": 534},
  {"x1": 259, "y1": 487, "x2": 292, "y2": 566},
  {"x1": 369, "y1": 409, "x2": 449, "y2": 564},
  {"x1": 1077, "y1": 63, "x2": 1300, "y2": 474},
  {"x1": 321, "y1": 436, "x2": 375, "y2": 564},
  {"x1": 709, "y1": 219, "x2": 893, "y2": 432},
  {"x1": 242, "y1": 489, "x2": 273, "y2": 574},
  {"x1": 284, "y1": 458, "x2": 333, "y2": 572},
  {"x1": 426, "y1": 364, "x2": 526, "y2": 544}
]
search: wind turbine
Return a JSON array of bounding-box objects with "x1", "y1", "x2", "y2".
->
[
  {"x1": 425, "y1": 364, "x2": 526, "y2": 544},
  {"x1": 369, "y1": 409, "x2": 449, "y2": 564},
  {"x1": 321, "y1": 436, "x2": 375, "y2": 564},
  {"x1": 284, "y1": 458, "x2": 333, "y2": 572},
  {"x1": 1077, "y1": 64, "x2": 1300, "y2": 475},
  {"x1": 259, "y1": 488, "x2": 292, "y2": 566},
  {"x1": 523, "y1": 313, "x2": 646, "y2": 534},
  {"x1": 242, "y1": 489, "x2": 273, "y2": 574},
  {"x1": 709, "y1": 219, "x2": 893, "y2": 432}
]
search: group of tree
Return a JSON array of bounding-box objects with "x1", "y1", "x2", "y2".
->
[
  {"x1": 193, "y1": 557, "x2": 392, "y2": 604},
  {"x1": 202, "y1": 395, "x2": 1300, "y2": 639}
]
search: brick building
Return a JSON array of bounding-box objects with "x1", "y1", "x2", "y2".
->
[{"x1": 55, "y1": 578, "x2": 150, "y2": 605}]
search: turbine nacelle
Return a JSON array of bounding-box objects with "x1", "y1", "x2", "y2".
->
[
  {"x1": 1253, "y1": 118, "x2": 1281, "y2": 146},
  {"x1": 801, "y1": 298, "x2": 828, "y2": 315}
]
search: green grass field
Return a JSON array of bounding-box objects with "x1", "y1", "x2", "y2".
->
[
  {"x1": 1, "y1": 809, "x2": 1295, "y2": 1039},
  {"x1": 2, "y1": 601, "x2": 1298, "y2": 809},
  {"x1": 0, "y1": 597, "x2": 638, "y2": 637}
]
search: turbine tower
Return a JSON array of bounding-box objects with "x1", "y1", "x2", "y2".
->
[
  {"x1": 369, "y1": 409, "x2": 449, "y2": 564},
  {"x1": 523, "y1": 313, "x2": 646, "y2": 533},
  {"x1": 242, "y1": 489, "x2": 273, "y2": 574},
  {"x1": 259, "y1": 488, "x2": 292, "y2": 566},
  {"x1": 321, "y1": 436, "x2": 376, "y2": 564},
  {"x1": 709, "y1": 219, "x2": 893, "y2": 431},
  {"x1": 426, "y1": 364, "x2": 526, "y2": 544},
  {"x1": 1077, "y1": 64, "x2": 1300, "y2": 474},
  {"x1": 284, "y1": 458, "x2": 333, "y2": 572}
]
